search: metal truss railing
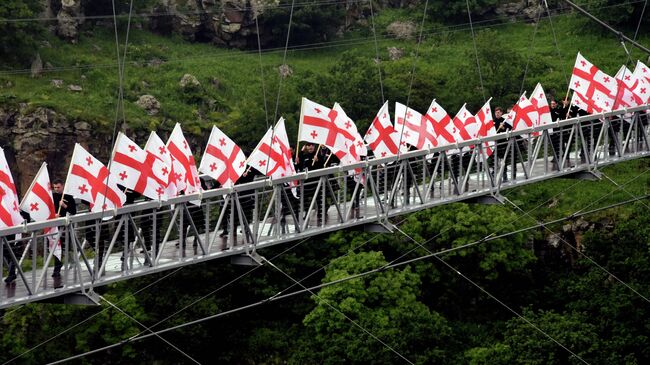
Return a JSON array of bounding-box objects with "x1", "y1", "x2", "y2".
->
[{"x1": 2, "y1": 105, "x2": 649, "y2": 308}]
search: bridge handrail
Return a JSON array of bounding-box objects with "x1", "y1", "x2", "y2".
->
[{"x1": 0, "y1": 105, "x2": 647, "y2": 237}]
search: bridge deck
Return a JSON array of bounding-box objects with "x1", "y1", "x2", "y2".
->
[{"x1": 2, "y1": 109, "x2": 649, "y2": 308}]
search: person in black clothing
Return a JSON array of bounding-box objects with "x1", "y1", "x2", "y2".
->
[
  {"x1": 296, "y1": 142, "x2": 326, "y2": 226},
  {"x1": 492, "y1": 107, "x2": 513, "y2": 180},
  {"x1": 51, "y1": 180, "x2": 76, "y2": 277},
  {"x1": 3, "y1": 211, "x2": 30, "y2": 284},
  {"x1": 550, "y1": 99, "x2": 570, "y2": 170}
]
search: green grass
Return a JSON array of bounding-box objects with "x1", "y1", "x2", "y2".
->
[{"x1": 0, "y1": 11, "x2": 648, "y2": 150}]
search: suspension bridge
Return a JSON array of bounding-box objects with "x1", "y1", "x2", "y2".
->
[{"x1": 1, "y1": 105, "x2": 649, "y2": 309}]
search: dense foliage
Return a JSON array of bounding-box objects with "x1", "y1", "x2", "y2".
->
[
  {"x1": 2, "y1": 159, "x2": 649, "y2": 364},
  {"x1": 0, "y1": 0, "x2": 43, "y2": 66},
  {"x1": 1, "y1": 4, "x2": 650, "y2": 363}
]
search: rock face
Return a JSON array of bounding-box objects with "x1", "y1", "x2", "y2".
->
[
  {"x1": 0, "y1": 107, "x2": 107, "y2": 194},
  {"x1": 47, "y1": 1, "x2": 424, "y2": 48},
  {"x1": 495, "y1": 1, "x2": 544, "y2": 22}
]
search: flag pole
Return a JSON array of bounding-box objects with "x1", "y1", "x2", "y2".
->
[
  {"x1": 296, "y1": 97, "x2": 305, "y2": 163},
  {"x1": 59, "y1": 144, "x2": 79, "y2": 216},
  {"x1": 20, "y1": 162, "x2": 46, "y2": 211},
  {"x1": 324, "y1": 152, "x2": 333, "y2": 167},
  {"x1": 312, "y1": 144, "x2": 322, "y2": 167}
]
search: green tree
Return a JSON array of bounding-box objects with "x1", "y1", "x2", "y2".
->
[
  {"x1": 0, "y1": 0, "x2": 43, "y2": 65},
  {"x1": 294, "y1": 251, "x2": 451, "y2": 364},
  {"x1": 465, "y1": 309, "x2": 600, "y2": 365}
]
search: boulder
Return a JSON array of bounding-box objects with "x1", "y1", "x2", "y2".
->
[
  {"x1": 278, "y1": 64, "x2": 293, "y2": 78},
  {"x1": 386, "y1": 21, "x2": 416, "y2": 40},
  {"x1": 136, "y1": 95, "x2": 161, "y2": 115},
  {"x1": 388, "y1": 47, "x2": 404, "y2": 61},
  {"x1": 179, "y1": 74, "x2": 201, "y2": 89}
]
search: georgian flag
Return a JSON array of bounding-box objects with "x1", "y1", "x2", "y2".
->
[
  {"x1": 63, "y1": 144, "x2": 126, "y2": 214},
  {"x1": 452, "y1": 104, "x2": 480, "y2": 141},
  {"x1": 298, "y1": 97, "x2": 349, "y2": 155},
  {"x1": 248, "y1": 122, "x2": 293, "y2": 179},
  {"x1": 394, "y1": 102, "x2": 436, "y2": 150},
  {"x1": 0, "y1": 147, "x2": 24, "y2": 228},
  {"x1": 531, "y1": 83, "x2": 552, "y2": 127},
  {"x1": 331, "y1": 103, "x2": 365, "y2": 165},
  {"x1": 110, "y1": 132, "x2": 169, "y2": 200},
  {"x1": 633, "y1": 60, "x2": 650, "y2": 84},
  {"x1": 199, "y1": 126, "x2": 247, "y2": 188},
  {"x1": 571, "y1": 90, "x2": 603, "y2": 114},
  {"x1": 614, "y1": 65, "x2": 644, "y2": 109},
  {"x1": 475, "y1": 98, "x2": 497, "y2": 157},
  {"x1": 424, "y1": 99, "x2": 454, "y2": 147},
  {"x1": 272, "y1": 118, "x2": 297, "y2": 179},
  {"x1": 19, "y1": 162, "x2": 60, "y2": 259},
  {"x1": 166, "y1": 124, "x2": 201, "y2": 205},
  {"x1": 632, "y1": 60, "x2": 650, "y2": 106},
  {"x1": 509, "y1": 93, "x2": 539, "y2": 132},
  {"x1": 569, "y1": 52, "x2": 618, "y2": 112},
  {"x1": 364, "y1": 101, "x2": 403, "y2": 158},
  {"x1": 144, "y1": 131, "x2": 176, "y2": 198}
]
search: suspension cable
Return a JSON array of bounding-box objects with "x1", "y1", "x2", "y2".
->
[
  {"x1": 368, "y1": 0, "x2": 385, "y2": 104},
  {"x1": 272, "y1": 0, "x2": 297, "y2": 124},
  {"x1": 466, "y1": 0, "x2": 487, "y2": 103},
  {"x1": 542, "y1": 0, "x2": 571, "y2": 93},
  {"x1": 633, "y1": 0, "x2": 648, "y2": 41},
  {"x1": 44, "y1": 192, "x2": 650, "y2": 364},
  {"x1": 392, "y1": 226, "x2": 590, "y2": 365},
  {"x1": 396, "y1": 0, "x2": 430, "y2": 156},
  {"x1": 563, "y1": 0, "x2": 650, "y2": 55},
  {"x1": 262, "y1": 257, "x2": 415, "y2": 364},
  {"x1": 100, "y1": 295, "x2": 201, "y2": 365},
  {"x1": 255, "y1": 14, "x2": 270, "y2": 129},
  {"x1": 520, "y1": 4, "x2": 544, "y2": 95}
]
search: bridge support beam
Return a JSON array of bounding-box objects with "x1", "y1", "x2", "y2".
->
[
  {"x1": 38, "y1": 291, "x2": 101, "y2": 306},
  {"x1": 363, "y1": 223, "x2": 393, "y2": 233},
  {"x1": 231, "y1": 253, "x2": 263, "y2": 266},
  {"x1": 466, "y1": 194, "x2": 505, "y2": 205},
  {"x1": 567, "y1": 170, "x2": 602, "y2": 181}
]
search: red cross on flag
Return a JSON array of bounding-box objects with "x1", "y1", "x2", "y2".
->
[
  {"x1": 199, "y1": 126, "x2": 247, "y2": 188},
  {"x1": 248, "y1": 121, "x2": 293, "y2": 179},
  {"x1": 475, "y1": 98, "x2": 497, "y2": 157},
  {"x1": 569, "y1": 52, "x2": 618, "y2": 113},
  {"x1": 509, "y1": 93, "x2": 539, "y2": 132},
  {"x1": 63, "y1": 144, "x2": 126, "y2": 213},
  {"x1": 110, "y1": 132, "x2": 169, "y2": 200},
  {"x1": 330, "y1": 103, "x2": 366, "y2": 165},
  {"x1": 424, "y1": 99, "x2": 454, "y2": 147},
  {"x1": 19, "y1": 162, "x2": 60, "y2": 258},
  {"x1": 364, "y1": 101, "x2": 403, "y2": 158},
  {"x1": 614, "y1": 65, "x2": 644, "y2": 109},
  {"x1": 166, "y1": 124, "x2": 201, "y2": 205},
  {"x1": 395, "y1": 102, "x2": 435, "y2": 150},
  {"x1": 298, "y1": 97, "x2": 349, "y2": 154},
  {"x1": 634, "y1": 60, "x2": 650, "y2": 84},
  {"x1": 144, "y1": 131, "x2": 177, "y2": 198},
  {"x1": 633, "y1": 60, "x2": 650, "y2": 105},
  {"x1": 571, "y1": 90, "x2": 603, "y2": 114},
  {"x1": 0, "y1": 148, "x2": 25, "y2": 228},
  {"x1": 531, "y1": 83, "x2": 552, "y2": 127},
  {"x1": 272, "y1": 118, "x2": 297, "y2": 179},
  {"x1": 452, "y1": 104, "x2": 480, "y2": 143}
]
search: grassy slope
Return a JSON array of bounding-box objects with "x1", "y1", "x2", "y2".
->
[{"x1": 0, "y1": 10, "x2": 648, "y2": 148}]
